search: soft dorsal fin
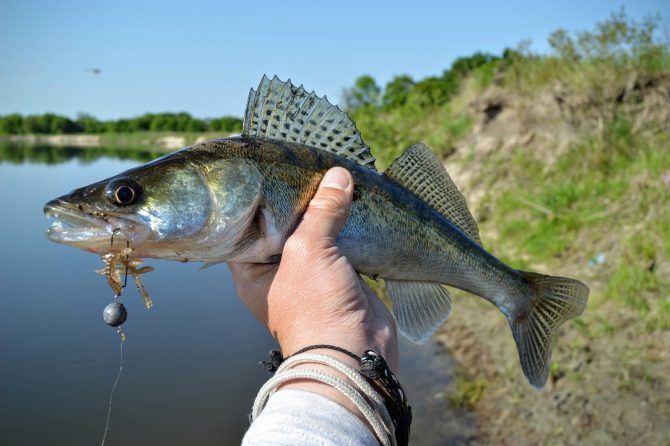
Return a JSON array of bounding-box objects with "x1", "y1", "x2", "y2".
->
[
  {"x1": 384, "y1": 143, "x2": 482, "y2": 245},
  {"x1": 243, "y1": 75, "x2": 377, "y2": 171}
]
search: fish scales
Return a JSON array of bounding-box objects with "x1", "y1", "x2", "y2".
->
[{"x1": 210, "y1": 137, "x2": 518, "y2": 300}]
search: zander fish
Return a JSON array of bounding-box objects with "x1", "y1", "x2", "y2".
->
[{"x1": 44, "y1": 76, "x2": 588, "y2": 387}]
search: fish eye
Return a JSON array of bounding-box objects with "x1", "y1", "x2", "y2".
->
[{"x1": 105, "y1": 179, "x2": 142, "y2": 206}]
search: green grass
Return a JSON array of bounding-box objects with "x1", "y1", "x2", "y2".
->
[
  {"x1": 608, "y1": 262, "x2": 656, "y2": 313},
  {"x1": 97, "y1": 131, "x2": 234, "y2": 148},
  {"x1": 472, "y1": 60, "x2": 502, "y2": 89},
  {"x1": 443, "y1": 115, "x2": 473, "y2": 141},
  {"x1": 354, "y1": 102, "x2": 474, "y2": 170},
  {"x1": 485, "y1": 115, "x2": 670, "y2": 330},
  {"x1": 449, "y1": 376, "x2": 487, "y2": 409}
]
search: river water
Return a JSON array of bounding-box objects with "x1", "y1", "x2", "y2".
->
[{"x1": 0, "y1": 144, "x2": 475, "y2": 445}]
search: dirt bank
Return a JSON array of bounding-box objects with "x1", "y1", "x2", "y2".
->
[
  {"x1": 436, "y1": 295, "x2": 670, "y2": 445},
  {"x1": 435, "y1": 80, "x2": 670, "y2": 445}
]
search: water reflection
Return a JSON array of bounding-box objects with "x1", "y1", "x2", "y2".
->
[
  {"x1": 0, "y1": 144, "x2": 475, "y2": 445},
  {"x1": 0, "y1": 140, "x2": 164, "y2": 165}
]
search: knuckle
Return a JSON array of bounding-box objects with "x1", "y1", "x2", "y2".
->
[
  {"x1": 309, "y1": 193, "x2": 348, "y2": 218},
  {"x1": 283, "y1": 234, "x2": 310, "y2": 257}
]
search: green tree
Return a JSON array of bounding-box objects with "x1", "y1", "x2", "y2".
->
[
  {"x1": 539, "y1": 9, "x2": 669, "y2": 130},
  {"x1": 174, "y1": 112, "x2": 195, "y2": 132},
  {"x1": 408, "y1": 77, "x2": 453, "y2": 107},
  {"x1": 49, "y1": 114, "x2": 78, "y2": 134},
  {"x1": 131, "y1": 113, "x2": 153, "y2": 131},
  {"x1": 209, "y1": 116, "x2": 243, "y2": 132},
  {"x1": 149, "y1": 114, "x2": 175, "y2": 131},
  {"x1": 0, "y1": 114, "x2": 24, "y2": 134},
  {"x1": 342, "y1": 75, "x2": 381, "y2": 110},
  {"x1": 76, "y1": 113, "x2": 103, "y2": 133},
  {"x1": 22, "y1": 114, "x2": 50, "y2": 133},
  {"x1": 185, "y1": 118, "x2": 205, "y2": 132},
  {"x1": 546, "y1": 8, "x2": 667, "y2": 67},
  {"x1": 111, "y1": 119, "x2": 133, "y2": 133},
  {"x1": 449, "y1": 52, "x2": 499, "y2": 78},
  {"x1": 382, "y1": 75, "x2": 415, "y2": 110}
]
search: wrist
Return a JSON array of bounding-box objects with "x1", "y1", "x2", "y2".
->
[
  {"x1": 279, "y1": 326, "x2": 398, "y2": 372},
  {"x1": 273, "y1": 328, "x2": 398, "y2": 432}
]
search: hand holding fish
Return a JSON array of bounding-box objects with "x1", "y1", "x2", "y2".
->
[
  {"x1": 45, "y1": 76, "x2": 589, "y2": 388},
  {"x1": 228, "y1": 167, "x2": 398, "y2": 370}
]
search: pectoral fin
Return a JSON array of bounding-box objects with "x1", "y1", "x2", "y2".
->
[{"x1": 385, "y1": 280, "x2": 452, "y2": 343}]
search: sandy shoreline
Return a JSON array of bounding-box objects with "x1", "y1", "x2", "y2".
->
[
  {"x1": 5, "y1": 133, "x2": 103, "y2": 147},
  {"x1": 2, "y1": 133, "x2": 223, "y2": 150}
]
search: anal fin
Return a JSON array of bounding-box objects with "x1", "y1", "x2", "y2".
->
[{"x1": 385, "y1": 280, "x2": 452, "y2": 343}]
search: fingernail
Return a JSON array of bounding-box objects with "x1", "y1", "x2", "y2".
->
[{"x1": 322, "y1": 168, "x2": 350, "y2": 190}]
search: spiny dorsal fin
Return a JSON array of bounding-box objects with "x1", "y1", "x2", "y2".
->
[
  {"x1": 243, "y1": 75, "x2": 377, "y2": 171},
  {"x1": 384, "y1": 143, "x2": 482, "y2": 245}
]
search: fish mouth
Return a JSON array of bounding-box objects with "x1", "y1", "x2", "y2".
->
[{"x1": 44, "y1": 199, "x2": 115, "y2": 246}]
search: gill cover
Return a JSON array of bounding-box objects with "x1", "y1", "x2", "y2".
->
[{"x1": 133, "y1": 161, "x2": 211, "y2": 241}]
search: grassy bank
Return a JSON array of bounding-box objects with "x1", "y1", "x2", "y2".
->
[{"x1": 97, "y1": 131, "x2": 235, "y2": 149}]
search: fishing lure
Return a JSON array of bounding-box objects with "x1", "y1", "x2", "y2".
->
[{"x1": 96, "y1": 248, "x2": 154, "y2": 308}]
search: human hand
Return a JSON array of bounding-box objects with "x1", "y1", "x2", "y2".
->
[{"x1": 228, "y1": 167, "x2": 398, "y2": 370}]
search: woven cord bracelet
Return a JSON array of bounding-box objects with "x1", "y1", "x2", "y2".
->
[
  {"x1": 259, "y1": 345, "x2": 412, "y2": 446},
  {"x1": 252, "y1": 354, "x2": 394, "y2": 446}
]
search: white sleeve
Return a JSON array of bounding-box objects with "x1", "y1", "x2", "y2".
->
[{"x1": 242, "y1": 389, "x2": 379, "y2": 446}]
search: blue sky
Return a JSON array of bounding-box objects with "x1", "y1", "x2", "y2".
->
[{"x1": 1, "y1": 0, "x2": 667, "y2": 120}]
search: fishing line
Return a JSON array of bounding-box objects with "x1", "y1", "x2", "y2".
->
[
  {"x1": 100, "y1": 327, "x2": 125, "y2": 446},
  {"x1": 99, "y1": 231, "x2": 152, "y2": 443},
  {"x1": 101, "y1": 231, "x2": 128, "y2": 446}
]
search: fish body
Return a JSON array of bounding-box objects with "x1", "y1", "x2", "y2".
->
[{"x1": 44, "y1": 76, "x2": 589, "y2": 387}]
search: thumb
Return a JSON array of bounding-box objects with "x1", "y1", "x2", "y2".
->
[{"x1": 293, "y1": 167, "x2": 353, "y2": 243}]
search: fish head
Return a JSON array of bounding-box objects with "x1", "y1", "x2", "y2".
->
[
  {"x1": 44, "y1": 153, "x2": 215, "y2": 257},
  {"x1": 44, "y1": 147, "x2": 265, "y2": 262}
]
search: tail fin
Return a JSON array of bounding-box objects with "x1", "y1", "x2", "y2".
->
[{"x1": 510, "y1": 272, "x2": 589, "y2": 388}]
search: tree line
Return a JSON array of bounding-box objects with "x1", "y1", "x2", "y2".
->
[
  {"x1": 342, "y1": 9, "x2": 667, "y2": 118},
  {"x1": 341, "y1": 51, "x2": 510, "y2": 113},
  {"x1": 0, "y1": 112, "x2": 242, "y2": 135}
]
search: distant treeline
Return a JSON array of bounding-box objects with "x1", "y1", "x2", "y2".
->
[
  {"x1": 342, "y1": 11, "x2": 668, "y2": 117},
  {"x1": 341, "y1": 51, "x2": 504, "y2": 112},
  {"x1": 0, "y1": 112, "x2": 242, "y2": 135}
]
